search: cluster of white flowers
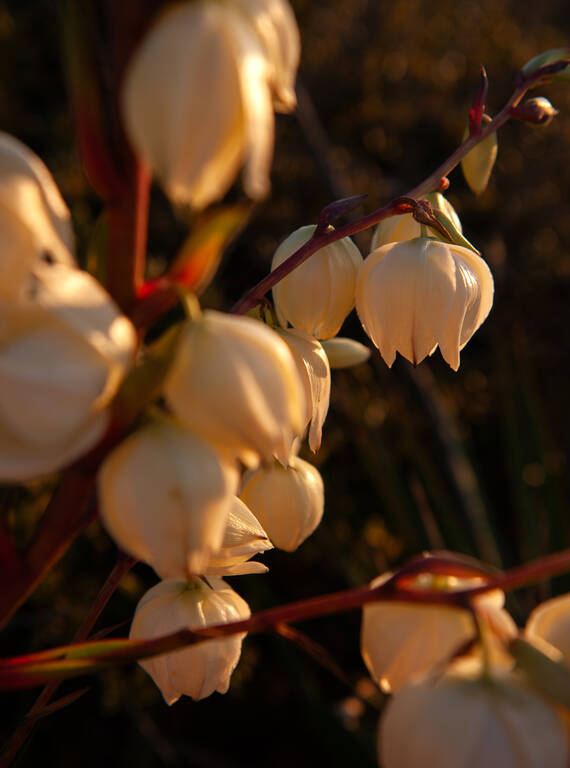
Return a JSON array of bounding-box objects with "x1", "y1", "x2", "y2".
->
[
  {"x1": 0, "y1": 133, "x2": 136, "y2": 482},
  {"x1": 361, "y1": 572, "x2": 570, "y2": 767}
]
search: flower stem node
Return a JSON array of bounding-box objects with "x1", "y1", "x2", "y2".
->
[
  {"x1": 371, "y1": 193, "x2": 462, "y2": 251},
  {"x1": 99, "y1": 420, "x2": 240, "y2": 579},
  {"x1": 120, "y1": 0, "x2": 300, "y2": 211},
  {"x1": 355, "y1": 237, "x2": 494, "y2": 370},
  {"x1": 240, "y1": 455, "x2": 324, "y2": 551},
  {"x1": 130, "y1": 577, "x2": 251, "y2": 704},
  {"x1": 271, "y1": 225, "x2": 363, "y2": 340},
  {"x1": 164, "y1": 310, "x2": 306, "y2": 467},
  {"x1": 379, "y1": 664, "x2": 568, "y2": 768}
]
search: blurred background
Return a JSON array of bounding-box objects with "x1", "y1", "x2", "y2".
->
[{"x1": 1, "y1": 0, "x2": 569, "y2": 765}]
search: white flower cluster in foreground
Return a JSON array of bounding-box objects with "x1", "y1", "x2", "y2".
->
[
  {"x1": 0, "y1": 133, "x2": 136, "y2": 481},
  {"x1": 361, "y1": 572, "x2": 570, "y2": 767}
]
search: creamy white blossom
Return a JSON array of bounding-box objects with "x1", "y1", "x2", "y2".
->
[
  {"x1": 164, "y1": 310, "x2": 306, "y2": 467},
  {"x1": 379, "y1": 663, "x2": 567, "y2": 768},
  {"x1": 205, "y1": 496, "x2": 273, "y2": 576},
  {"x1": 356, "y1": 237, "x2": 494, "y2": 370},
  {"x1": 0, "y1": 263, "x2": 136, "y2": 481},
  {"x1": 371, "y1": 193, "x2": 462, "y2": 251},
  {"x1": 121, "y1": 0, "x2": 299, "y2": 210},
  {"x1": 271, "y1": 225, "x2": 363, "y2": 339},
  {"x1": 361, "y1": 573, "x2": 516, "y2": 693},
  {"x1": 277, "y1": 328, "x2": 330, "y2": 452},
  {"x1": 240, "y1": 455, "x2": 324, "y2": 551},
  {"x1": 130, "y1": 577, "x2": 250, "y2": 704},
  {"x1": 0, "y1": 132, "x2": 75, "y2": 301},
  {"x1": 526, "y1": 593, "x2": 570, "y2": 662},
  {"x1": 99, "y1": 420, "x2": 239, "y2": 578}
]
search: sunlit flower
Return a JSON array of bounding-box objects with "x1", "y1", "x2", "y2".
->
[
  {"x1": 0, "y1": 131, "x2": 75, "y2": 300},
  {"x1": 356, "y1": 237, "x2": 494, "y2": 370},
  {"x1": 99, "y1": 420, "x2": 239, "y2": 578},
  {"x1": 361, "y1": 573, "x2": 516, "y2": 694},
  {"x1": 164, "y1": 310, "x2": 306, "y2": 467},
  {"x1": 271, "y1": 225, "x2": 363, "y2": 339},
  {"x1": 130, "y1": 577, "x2": 250, "y2": 704},
  {"x1": 379, "y1": 662, "x2": 567, "y2": 768},
  {"x1": 526, "y1": 593, "x2": 570, "y2": 662},
  {"x1": 205, "y1": 496, "x2": 273, "y2": 576},
  {"x1": 240, "y1": 455, "x2": 324, "y2": 551},
  {"x1": 121, "y1": 0, "x2": 300, "y2": 210},
  {"x1": 277, "y1": 328, "x2": 330, "y2": 452},
  {"x1": 0, "y1": 263, "x2": 136, "y2": 481},
  {"x1": 371, "y1": 193, "x2": 462, "y2": 250}
]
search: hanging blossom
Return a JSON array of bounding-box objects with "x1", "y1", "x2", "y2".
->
[{"x1": 121, "y1": 0, "x2": 300, "y2": 210}]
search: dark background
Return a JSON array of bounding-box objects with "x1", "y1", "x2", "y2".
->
[{"x1": 1, "y1": 0, "x2": 569, "y2": 765}]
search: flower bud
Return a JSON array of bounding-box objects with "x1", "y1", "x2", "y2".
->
[
  {"x1": 121, "y1": 0, "x2": 299, "y2": 210},
  {"x1": 130, "y1": 577, "x2": 250, "y2": 704},
  {"x1": 240, "y1": 455, "x2": 324, "y2": 551},
  {"x1": 520, "y1": 47, "x2": 570, "y2": 81},
  {"x1": 461, "y1": 117, "x2": 498, "y2": 195},
  {"x1": 379, "y1": 665, "x2": 567, "y2": 768},
  {"x1": 0, "y1": 132, "x2": 75, "y2": 300},
  {"x1": 277, "y1": 328, "x2": 330, "y2": 452},
  {"x1": 511, "y1": 97, "x2": 559, "y2": 126},
  {"x1": 371, "y1": 193, "x2": 462, "y2": 251},
  {"x1": 361, "y1": 574, "x2": 516, "y2": 693},
  {"x1": 0, "y1": 264, "x2": 136, "y2": 481},
  {"x1": 164, "y1": 310, "x2": 306, "y2": 467},
  {"x1": 205, "y1": 496, "x2": 273, "y2": 576},
  {"x1": 321, "y1": 337, "x2": 370, "y2": 368},
  {"x1": 99, "y1": 420, "x2": 239, "y2": 578},
  {"x1": 356, "y1": 237, "x2": 494, "y2": 370},
  {"x1": 271, "y1": 225, "x2": 363, "y2": 339}
]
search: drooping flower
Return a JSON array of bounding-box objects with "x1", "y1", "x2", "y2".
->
[
  {"x1": 271, "y1": 225, "x2": 363, "y2": 339},
  {"x1": 240, "y1": 455, "x2": 324, "y2": 551},
  {"x1": 371, "y1": 193, "x2": 462, "y2": 251},
  {"x1": 164, "y1": 310, "x2": 306, "y2": 467},
  {"x1": 0, "y1": 263, "x2": 136, "y2": 481},
  {"x1": 121, "y1": 0, "x2": 300, "y2": 210},
  {"x1": 361, "y1": 573, "x2": 516, "y2": 694},
  {"x1": 277, "y1": 328, "x2": 330, "y2": 452},
  {"x1": 205, "y1": 496, "x2": 273, "y2": 576},
  {"x1": 99, "y1": 420, "x2": 239, "y2": 579},
  {"x1": 0, "y1": 131, "x2": 75, "y2": 300},
  {"x1": 356, "y1": 237, "x2": 494, "y2": 370},
  {"x1": 526, "y1": 593, "x2": 570, "y2": 662},
  {"x1": 379, "y1": 662, "x2": 567, "y2": 768},
  {"x1": 130, "y1": 577, "x2": 250, "y2": 704}
]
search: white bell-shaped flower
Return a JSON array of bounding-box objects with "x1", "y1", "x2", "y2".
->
[
  {"x1": 164, "y1": 310, "x2": 306, "y2": 467},
  {"x1": 379, "y1": 663, "x2": 567, "y2": 768},
  {"x1": 356, "y1": 237, "x2": 494, "y2": 370},
  {"x1": 99, "y1": 420, "x2": 240, "y2": 578},
  {"x1": 526, "y1": 593, "x2": 570, "y2": 662},
  {"x1": 130, "y1": 577, "x2": 250, "y2": 704},
  {"x1": 0, "y1": 132, "x2": 75, "y2": 300},
  {"x1": 0, "y1": 263, "x2": 136, "y2": 481},
  {"x1": 271, "y1": 225, "x2": 363, "y2": 340},
  {"x1": 205, "y1": 496, "x2": 273, "y2": 576},
  {"x1": 371, "y1": 193, "x2": 462, "y2": 250},
  {"x1": 361, "y1": 573, "x2": 516, "y2": 694},
  {"x1": 121, "y1": 0, "x2": 299, "y2": 210},
  {"x1": 277, "y1": 328, "x2": 330, "y2": 453},
  {"x1": 240, "y1": 455, "x2": 324, "y2": 551}
]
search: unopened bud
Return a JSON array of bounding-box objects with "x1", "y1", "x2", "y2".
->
[
  {"x1": 511, "y1": 97, "x2": 559, "y2": 126},
  {"x1": 520, "y1": 48, "x2": 570, "y2": 83},
  {"x1": 461, "y1": 116, "x2": 498, "y2": 195}
]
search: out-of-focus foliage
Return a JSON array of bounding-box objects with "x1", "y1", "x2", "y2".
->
[{"x1": 1, "y1": 0, "x2": 569, "y2": 766}]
